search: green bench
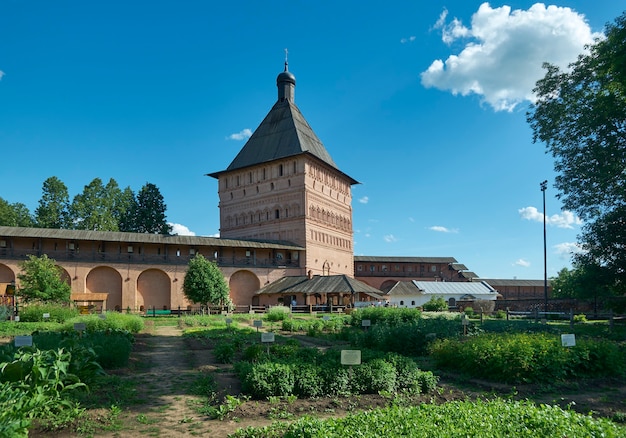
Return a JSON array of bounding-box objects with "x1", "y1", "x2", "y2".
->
[{"x1": 144, "y1": 309, "x2": 172, "y2": 316}]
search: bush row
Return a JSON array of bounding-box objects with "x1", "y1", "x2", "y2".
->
[
  {"x1": 235, "y1": 345, "x2": 437, "y2": 399},
  {"x1": 430, "y1": 332, "x2": 626, "y2": 383},
  {"x1": 229, "y1": 399, "x2": 624, "y2": 437}
]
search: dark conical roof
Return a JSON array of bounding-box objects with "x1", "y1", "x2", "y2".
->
[{"x1": 208, "y1": 67, "x2": 358, "y2": 184}]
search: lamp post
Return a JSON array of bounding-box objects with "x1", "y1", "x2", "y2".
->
[{"x1": 540, "y1": 180, "x2": 548, "y2": 315}]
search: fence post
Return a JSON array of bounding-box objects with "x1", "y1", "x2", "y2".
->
[
  {"x1": 480, "y1": 309, "x2": 483, "y2": 324},
  {"x1": 178, "y1": 306, "x2": 181, "y2": 318},
  {"x1": 506, "y1": 308, "x2": 509, "y2": 321},
  {"x1": 569, "y1": 309, "x2": 574, "y2": 328},
  {"x1": 535, "y1": 308, "x2": 539, "y2": 323},
  {"x1": 609, "y1": 309, "x2": 614, "y2": 332}
]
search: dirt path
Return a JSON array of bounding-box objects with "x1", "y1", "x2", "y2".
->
[{"x1": 92, "y1": 325, "x2": 256, "y2": 438}]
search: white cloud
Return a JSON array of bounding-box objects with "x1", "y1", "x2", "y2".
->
[
  {"x1": 519, "y1": 206, "x2": 582, "y2": 229},
  {"x1": 429, "y1": 225, "x2": 458, "y2": 233},
  {"x1": 359, "y1": 196, "x2": 369, "y2": 204},
  {"x1": 514, "y1": 258, "x2": 531, "y2": 267},
  {"x1": 400, "y1": 36, "x2": 416, "y2": 44},
  {"x1": 0, "y1": 71, "x2": 4, "y2": 80},
  {"x1": 421, "y1": 3, "x2": 601, "y2": 111},
  {"x1": 554, "y1": 241, "x2": 585, "y2": 258},
  {"x1": 169, "y1": 223, "x2": 196, "y2": 236},
  {"x1": 227, "y1": 128, "x2": 252, "y2": 141},
  {"x1": 207, "y1": 232, "x2": 220, "y2": 238},
  {"x1": 384, "y1": 234, "x2": 397, "y2": 243}
]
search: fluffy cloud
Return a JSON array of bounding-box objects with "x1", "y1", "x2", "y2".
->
[
  {"x1": 421, "y1": 3, "x2": 601, "y2": 111},
  {"x1": 401, "y1": 36, "x2": 416, "y2": 44},
  {"x1": 554, "y1": 241, "x2": 585, "y2": 258},
  {"x1": 227, "y1": 128, "x2": 252, "y2": 141},
  {"x1": 169, "y1": 223, "x2": 196, "y2": 236},
  {"x1": 519, "y1": 206, "x2": 582, "y2": 229},
  {"x1": 0, "y1": 71, "x2": 4, "y2": 80},
  {"x1": 514, "y1": 258, "x2": 531, "y2": 267},
  {"x1": 359, "y1": 196, "x2": 369, "y2": 204},
  {"x1": 429, "y1": 225, "x2": 459, "y2": 233}
]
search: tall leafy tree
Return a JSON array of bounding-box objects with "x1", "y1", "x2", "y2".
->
[
  {"x1": 17, "y1": 254, "x2": 71, "y2": 303},
  {"x1": 0, "y1": 197, "x2": 34, "y2": 227},
  {"x1": 70, "y1": 178, "x2": 121, "y2": 231},
  {"x1": 183, "y1": 255, "x2": 231, "y2": 309},
  {"x1": 527, "y1": 13, "x2": 626, "y2": 293},
  {"x1": 35, "y1": 176, "x2": 70, "y2": 229},
  {"x1": 116, "y1": 186, "x2": 138, "y2": 232},
  {"x1": 134, "y1": 183, "x2": 172, "y2": 234}
]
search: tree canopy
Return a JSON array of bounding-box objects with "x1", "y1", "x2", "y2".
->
[
  {"x1": 35, "y1": 176, "x2": 70, "y2": 229},
  {"x1": 17, "y1": 254, "x2": 71, "y2": 303},
  {"x1": 182, "y1": 254, "x2": 231, "y2": 308},
  {"x1": 0, "y1": 197, "x2": 34, "y2": 227},
  {"x1": 527, "y1": 13, "x2": 626, "y2": 294},
  {"x1": 133, "y1": 183, "x2": 172, "y2": 234}
]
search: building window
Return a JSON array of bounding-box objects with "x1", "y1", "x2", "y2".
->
[
  {"x1": 279, "y1": 164, "x2": 283, "y2": 176},
  {"x1": 381, "y1": 265, "x2": 387, "y2": 272},
  {"x1": 275, "y1": 209, "x2": 280, "y2": 219},
  {"x1": 395, "y1": 265, "x2": 400, "y2": 271},
  {"x1": 236, "y1": 175, "x2": 240, "y2": 186},
  {"x1": 358, "y1": 265, "x2": 363, "y2": 271},
  {"x1": 263, "y1": 168, "x2": 266, "y2": 180},
  {"x1": 370, "y1": 265, "x2": 375, "y2": 272},
  {"x1": 431, "y1": 265, "x2": 437, "y2": 272},
  {"x1": 411, "y1": 300, "x2": 415, "y2": 306},
  {"x1": 400, "y1": 300, "x2": 404, "y2": 306}
]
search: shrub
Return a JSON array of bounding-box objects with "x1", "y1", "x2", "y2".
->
[
  {"x1": 242, "y1": 344, "x2": 267, "y2": 363},
  {"x1": 214, "y1": 342, "x2": 236, "y2": 364},
  {"x1": 294, "y1": 364, "x2": 324, "y2": 397},
  {"x1": 573, "y1": 314, "x2": 588, "y2": 323},
  {"x1": 241, "y1": 362, "x2": 294, "y2": 399},
  {"x1": 422, "y1": 297, "x2": 447, "y2": 312},
  {"x1": 265, "y1": 306, "x2": 291, "y2": 322},
  {"x1": 19, "y1": 304, "x2": 79, "y2": 323},
  {"x1": 63, "y1": 312, "x2": 144, "y2": 333},
  {"x1": 349, "y1": 307, "x2": 422, "y2": 327},
  {"x1": 494, "y1": 310, "x2": 507, "y2": 319},
  {"x1": 352, "y1": 359, "x2": 397, "y2": 394},
  {"x1": 463, "y1": 307, "x2": 475, "y2": 317}
]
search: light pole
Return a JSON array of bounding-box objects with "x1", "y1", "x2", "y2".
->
[{"x1": 540, "y1": 180, "x2": 548, "y2": 315}]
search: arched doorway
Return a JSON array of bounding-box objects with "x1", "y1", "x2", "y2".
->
[
  {"x1": 137, "y1": 269, "x2": 170, "y2": 311},
  {"x1": 229, "y1": 270, "x2": 260, "y2": 306},
  {"x1": 86, "y1": 267, "x2": 122, "y2": 311}
]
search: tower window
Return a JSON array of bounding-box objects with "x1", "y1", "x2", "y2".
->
[
  {"x1": 279, "y1": 164, "x2": 283, "y2": 176},
  {"x1": 275, "y1": 209, "x2": 280, "y2": 219}
]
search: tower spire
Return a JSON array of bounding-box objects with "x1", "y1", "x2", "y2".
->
[{"x1": 277, "y1": 49, "x2": 295, "y2": 102}]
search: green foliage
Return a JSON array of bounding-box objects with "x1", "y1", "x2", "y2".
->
[
  {"x1": 214, "y1": 341, "x2": 236, "y2": 364},
  {"x1": 349, "y1": 307, "x2": 422, "y2": 327},
  {"x1": 132, "y1": 183, "x2": 173, "y2": 234},
  {"x1": 63, "y1": 312, "x2": 144, "y2": 333},
  {"x1": 0, "y1": 347, "x2": 88, "y2": 433},
  {"x1": 241, "y1": 362, "x2": 295, "y2": 399},
  {"x1": 527, "y1": 13, "x2": 626, "y2": 293},
  {"x1": 349, "y1": 316, "x2": 462, "y2": 356},
  {"x1": 19, "y1": 303, "x2": 78, "y2": 323},
  {"x1": 35, "y1": 176, "x2": 70, "y2": 229},
  {"x1": 183, "y1": 254, "x2": 231, "y2": 307},
  {"x1": 229, "y1": 399, "x2": 625, "y2": 437},
  {"x1": 17, "y1": 254, "x2": 72, "y2": 303},
  {"x1": 573, "y1": 314, "x2": 588, "y2": 323},
  {"x1": 0, "y1": 197, "x2": 34, "y2": 227},
  {"x1": 430, "y1": 332, "x2": 626, "y2": 384},
  {"x1": 423, "y1": 296, "x2": 448, "y2": 312},
  {"x1": 265, "y1": 306, "x2": 291, "y2": 322}
]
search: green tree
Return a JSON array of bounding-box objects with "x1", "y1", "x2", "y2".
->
[
  {"x1": 116, "y1": 186, "x2": 137, "y2": 232},
  {"x1": 527, "y1": 13, "x2": 626, "y2": 293},
  {"x1": 17, "y1": 254, "x2": 71, "y2": 303},
  {"x1": 70, "y1": 178, "x2": 121, "y2": 231},
  {"x1": 0, "y1": 197, "x2": 34, "y2": 227},
  {"x1": 134, "y1": 183, "x2": 172, "y2": 234},
  {"x1": 35, "y1": 176, "x2": 70, "y2": 228},
  {"x1": 183, "y1": 255, "x2": 231, "y2": 309}
]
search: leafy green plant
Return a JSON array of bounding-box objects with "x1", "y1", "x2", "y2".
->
[
  {"x1": 19, "y1": 303, "x2": 79, "y2": 323},
  {"x1": 573, "y1": 314, "x2": 588, "y2": 323},
  {"x1": 265, "y1": 306, "x2": 291, "y2": 322},
  {"x1": 423, "y1": 297, "x2": 448, "y2": 312},
  {"x1": 214, "y1": 341, "x2": 236, "y2": 364}
]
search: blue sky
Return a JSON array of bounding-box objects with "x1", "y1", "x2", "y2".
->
[{"x1": 1, "y1": 1, "x2": 623, "y2": 280}]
